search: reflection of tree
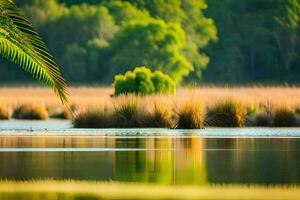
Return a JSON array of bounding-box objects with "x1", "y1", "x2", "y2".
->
[
  {"x1": 206, "y1": 138, "x2": 300, "y2": 184},
  {"x1": 113, "y1": 136, "x2": 207, "y2": 185},
  {"x1": 174, "y1": 137, "x2": 207, "y2": 185},
  {"x1": 114, "y1": 138, "x2": 148, "y2": 182}
]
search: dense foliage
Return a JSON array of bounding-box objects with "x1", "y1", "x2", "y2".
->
[
  {"x1": 114, "y1": 66, "x2": 175, "y2": 95},
  {"x1": 2, "y1": 0, "x2": 300, "y2": 84},
  {"x1": 204, "y1": 0, "x2": 300, "y2": 83},
  {"x1": 3, "y1": 0, "x2": 215, "y2": 84}
]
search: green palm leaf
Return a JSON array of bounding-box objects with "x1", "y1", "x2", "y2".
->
[{"x1": 0, "y1": 0, "x2": 68, "y2": 104}]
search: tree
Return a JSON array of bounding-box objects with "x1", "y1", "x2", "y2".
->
[
  {"x1": 125, "y1": 0, "x2": 217, "y2": 81},
  {"x1": 204, "y1": 0, "x2": 300, "y2": 83},
  {"x1": 0, "y1": 0, "x2": 67, "y2": 103},
  {"x1": 111, "y1": 20, "x2": 192, "y2": 83}
]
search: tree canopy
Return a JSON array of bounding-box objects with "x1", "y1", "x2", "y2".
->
[{"x1": 2, "y1": 0, "x2": 300, "y2": 85}]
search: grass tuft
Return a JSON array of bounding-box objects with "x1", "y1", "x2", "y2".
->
[
  {"x1": 273, "y1": 107, "x2": 297, "y2": 127},
  {"x1": 50, "y1": 108, "x2": 73, "y2": 119},
  {"x1": 73, "y1": 109, "x2": 113, "y2": 128},
  {"x1": 254, "y1": 114, "x2": 273, "y2": 127},
  {"x1": 114, "y1": 100, "x2": 146, "y2": 128},
  {"x1": 145, "y1": 103, "x2": 173, "y2": 128},
  {"x1": 206, "y1": 100, "x2": 244, "y2": 127},
  {"x1": 12, "y1": 104, "x2": 48, "y2": 120},
  {"x1": 177, "y1": 102, "x2": 204, "y2": 129},
  {"x1": 0, "y1": 105, "x2": 10, "y2": 120}
]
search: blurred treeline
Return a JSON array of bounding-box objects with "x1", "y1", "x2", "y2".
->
[{"x1": 1, "y1": 0, "x2": 300, "y2": 84}]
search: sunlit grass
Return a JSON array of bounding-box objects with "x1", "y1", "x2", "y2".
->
[
  {"x1": 146, "y1": 103, "x2": 173, "y2": 128},
  {"x1": 176, "y1": 101, "x2": 204, "y2": 129},
  {"x1": 205, "y1": 100, "x2": 244, "y2": 127},
  {"x1": 1, "y1": 86, "x2": 300, "y2": 127},
  {"x1": 0, "y1": 104, "x2": 10, "y2": 120},
  {"x1": 0, "y1": 180, "x2": 299, "y2": 200},
  {"x1": 12, "y1": 104, "x2": 48, "y2": 120}
]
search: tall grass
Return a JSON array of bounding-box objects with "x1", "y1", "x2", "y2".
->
[
  {"x1": 12, "y1": 104, "x2": 48, "y2": 120},
  {"x1": 145, "y1": 103, "x2": 173, "y2": 128},
  {"x1": 176, "y1": 102, "x2": 204, "y2": 129},
  {"x1": 0, "y1": 105, "x2": 10, "y2": 120},
  {"x1": 114, "y1": 99, "x2": 146, "y2": 128},
  {"x1": 2, "y1": 86, "x2": 300, "y2": 127},
  {"x1": 273, "y1": 107, "x2": 297, "y2": 127},
  {"x1": 205, "y1": 100, "x2": 244, "y2": 127},
  {"x1": 73, "y1": 109, "x2": 114, "y2": 128}
]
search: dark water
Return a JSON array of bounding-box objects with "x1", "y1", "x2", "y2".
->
[{"x1": 0, "y1": 135, "x2": 300, "y2": 185}]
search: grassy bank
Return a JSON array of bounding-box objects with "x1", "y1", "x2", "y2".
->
[
  {"x1": 1, "y1": 87, "x2": 300, "y2": 127},
  {"x1": 0, "y1": 180, "x2": 299, "y2": 200}
]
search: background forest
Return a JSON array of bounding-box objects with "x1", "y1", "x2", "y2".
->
[{"x1": 1, "y1": 0, "x2": 300, "y2": 85}]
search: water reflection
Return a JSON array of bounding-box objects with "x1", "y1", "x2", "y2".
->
[{"x1": 0, "y1": 135, "x2": 299, "y2": 184}]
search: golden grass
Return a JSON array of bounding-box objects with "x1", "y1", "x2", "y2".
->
[
  {"x1": 0, "y1": 104, "x2": 10, "y2": 120},
  {"x1": 176, "y1": 101, "x2": 204, "y2": 129},
  {"x1": 1, "y1": 86, "x2": 300, "y2": 108},
  {"x1": 0, "y1": 180, "x2": 299, "y2": 200},
  {"x1": 12, "y1": 104, "x2": 48, "y2": 120},
  {"x1": 206, "y1": 99, "x2": 244, "y2": 127},
  {"x1": 1, "y1": 86, "x2": 300, "y2": 123}
]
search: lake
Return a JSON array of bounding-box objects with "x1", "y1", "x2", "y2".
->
[{"x1": 0, "y1": 121, "x2": 300, "y2": 185}]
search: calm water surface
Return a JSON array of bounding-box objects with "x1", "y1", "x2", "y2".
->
[{"x1": 0, "y1": 134, "x2": 300, "y2": 185}]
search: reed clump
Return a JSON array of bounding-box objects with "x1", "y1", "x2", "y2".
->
[
  {"x1": 254, "y1": 114, "x2": 273, "y2": 127},
  {"x1": 114, "y1": 100, "x2": 148, "y2": 128},
  {"x1": 272, "y1": 107, "x2": 297, "y2": 127},
  {"x1": 177, "y1": 102, "x2": 204, "y2": 129},
  {"x1": 73, "y1": 109, "x2": 114, "y2": 128},
  {"x1": 206, "y1": 100, "x2": 244, "y2": 127},
  {"x1": 12, "y1": 104, "x2": 48, "y2": 120},
  {"x1": 50, "y1": 108, "x2": 73, "y2": 119},
  {"x1": 0, "y1": 105, "x2": 10, "y2": 120},
  {"x1": 145, "y1": 103, "x2": 173, "y2": 128}
]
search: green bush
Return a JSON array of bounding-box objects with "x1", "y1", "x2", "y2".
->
[{"x1": 114, "y1": 66, "x2": 175, "y2": 95}]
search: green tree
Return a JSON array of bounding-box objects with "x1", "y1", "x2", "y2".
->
[
  {"x1": 111, "y1": 20, "x2": 192, "y2": 83},
  {"x1": 125, "y1": 0, "x2": 217, "y2": 81},
  {"x1": 204, "y1": 0, "x2": 300, "y2": 83}
]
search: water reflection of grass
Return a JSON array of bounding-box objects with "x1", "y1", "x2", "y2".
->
[{"x1": 0, "y1": 180, "x2": 299, "y2": 200}]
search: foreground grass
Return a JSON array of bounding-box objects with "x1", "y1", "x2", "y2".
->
[{"x1": 0, "y1": 180, "x2": 300, "y2": 200}]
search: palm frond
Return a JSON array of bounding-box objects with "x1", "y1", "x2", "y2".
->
[{"x1": 0, "y1": 0, "x2": 68, "y2": 104}]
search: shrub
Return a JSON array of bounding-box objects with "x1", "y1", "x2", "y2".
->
[
  {"x1": 0, "y1": 105, "x2": 10, "y2": 120},
  {"x1": 73, "y1": 109, "x2": 114, "y2": 128},
  {"x1": 145, "y1": 104, "x2": 173, "y2": 128},
  {"x1": 151, "y1": 71, "x2": 175, "y2": 94},
  {"x1": 177, "y1": 102, "x2": 204, "y2": 129},
  {"x1": 206, "y1": 100, "x2": 244, "y2": 127},
  {"x1": 114, "y1": 66, "x2": 175, "y2": 95},
  {"x1": 13, "y1": 104, "x2": 48, "y2": 120},
  {"x1": 273, "y1": 108, "x2": 297, "y2": 127}
]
